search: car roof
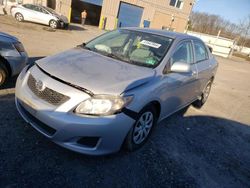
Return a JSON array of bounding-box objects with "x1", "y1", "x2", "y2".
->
[
  {"x1": 122, "y1": 28, "x2": 200, "y2": 41},
  {"x1": 0, "y1": 32, "x2": 18, "y2": 42}
]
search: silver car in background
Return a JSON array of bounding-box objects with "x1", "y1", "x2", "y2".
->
[
  {"x1": 0, "y1": 32, "x2": 28, "y2": 86},
  {"x1": 15, "y1": 28, "x2": 218, "y2": 155},
  {"x1": 11, "y1": 4, "x2": 69, "y2": 29}
]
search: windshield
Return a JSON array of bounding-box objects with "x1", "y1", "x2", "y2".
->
[
  {"x1": 42, "y1": 6, "x2": 58, "y2": 15},
  {"x1": 85, "y1": 29, "x2": 173, "y2": 68}
]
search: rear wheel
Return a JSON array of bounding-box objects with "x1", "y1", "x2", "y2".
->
[
  {"x1": 193, "y1": 79, "x2": 213, "y2": 108},
  {"x1": 0, "y1": 64, "x2": 8, "y2": 87},
  {"x1": 124, "y1": 105, "x2": 158, "y2": 151},
  {"x1": 49, "y1": 20, "x2": 58, "y2": 29},
  {"x1": 15, "y1": 13, "x2": 24, "y2": 22}
]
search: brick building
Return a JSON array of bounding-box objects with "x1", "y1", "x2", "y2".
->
[{"x1": 2, "y1": 0, "x2": 195, "y2": 32}]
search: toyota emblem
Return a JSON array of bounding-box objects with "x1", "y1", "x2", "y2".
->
[{"x1": 35, "y1": 80, "x2": 45, "y2": 92}]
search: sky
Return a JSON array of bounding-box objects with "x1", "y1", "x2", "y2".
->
[{"x1": 193, "y1": 0, "x2": 250, "y2": 24}]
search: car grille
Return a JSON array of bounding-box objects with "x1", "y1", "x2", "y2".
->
[{"x1": 27, "y1": 74, "x2": 70, "y2": 106}]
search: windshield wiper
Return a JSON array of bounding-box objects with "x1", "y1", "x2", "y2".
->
[
  {"x1": 106, "y1": 53, "x2": 125, "y2": 61},
  {"x1": 128, "y1": 59, "x2": 155, "y2": 68},
  {"x1": 78, "y1": 45, "x2": 92, "y2": 51},
  {"x1": 77, "y1": 43, "x2": 92, "y2": 51},
  {"x1": 107, "y1": 53, "x2": 152, "y2": 67},
  {"x1": 83, "y1": 46, "x2": 92, "y2": 51}
]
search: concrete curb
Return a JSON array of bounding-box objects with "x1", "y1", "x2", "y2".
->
[{"x1": 0, "y1": 88, "x2": 15, "y2": 96}]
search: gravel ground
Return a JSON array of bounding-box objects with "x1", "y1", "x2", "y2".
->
[{"x1": 1, "y1": 16, "x2": 250, "y2": 188}]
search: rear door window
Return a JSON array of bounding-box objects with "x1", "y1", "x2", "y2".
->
[
  {"x1": 23, "y1": 4, "x2": 37, "y2": 11},
  {"x1": 193, "y1": 41, "x2": 208, "y2": 62}
]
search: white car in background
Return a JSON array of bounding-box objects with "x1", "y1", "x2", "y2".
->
[
  {"x1": 11, "y1": 4, "x2": 69, "y2": 29},
  {"x1": 0, "y1": 0, "x2": 20, "y2": 15}
]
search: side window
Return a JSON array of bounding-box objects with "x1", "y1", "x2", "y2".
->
[
  {"x1": 41, "y1": 8, "x2": 49, "y2": 14},
  {"x1": 170, "y1": 41, "x2": 193, "y2": 65},
  {"x1": 23, "y1": 4, "x2": 31, "y2": 9},
  {"x1": 194, "y1": 41, "x2": 208, "y2": 62},
  {"x1": 33, "y1": 6, "x2": 43, "y2": 13},
  {"x1": 24, "y1": 4, "x2": 36, "y2": 11},
  {"x1": 169, "y1": 0, "x2": 184, "y2": 9}
]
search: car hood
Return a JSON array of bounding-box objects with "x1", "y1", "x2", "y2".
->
[
  {"x1": 36, "y1": 48, "x2": 156, "y2": 95},
  {"x1": 0, "y1": 32, "x2": 18, "y2": 42}
]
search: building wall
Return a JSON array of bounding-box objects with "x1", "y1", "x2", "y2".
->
[
  {"x1": 53, "y1": 0, "x2": 71, "y2": 20},
  {"x1": 100, "y1": 0, "x2": 194, "y2": 32},
  {"x1": 22, "y1": 0, "x2": 47, "y2": 6}
]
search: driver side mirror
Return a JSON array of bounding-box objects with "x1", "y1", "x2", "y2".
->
[{"x1": 170, "y1": 62, "x2": 191, "y2": 73}]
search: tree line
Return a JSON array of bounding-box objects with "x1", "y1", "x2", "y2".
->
[{"x1": 188, "y1": 12, "x2": 250, "y2": 48}]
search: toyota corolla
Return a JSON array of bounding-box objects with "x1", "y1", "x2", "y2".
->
[{"x1": 15, "y1": 28, "x2": 218, "y2": 155}]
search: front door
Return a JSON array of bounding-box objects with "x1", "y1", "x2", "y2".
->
[
  {"x1": 161, "y1": 40, "x2": 199, "y2": 117},
  {"x1": 32, "y1": 6, "x2": 51, "y2": 25}
]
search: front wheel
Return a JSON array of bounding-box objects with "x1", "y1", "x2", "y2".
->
[
  {"x1": 124, "y1": 105, "x2": 157, "y2": 151},
  {"x1": 63, "y1": 23, "x2": 69, "y2": 29},
  {"x1": 193, "y1": 79, "x2": 213, "y2": 108},
  {"x1": 0, "y1": 64, "x2": 8, "y2": 87},
  {"x1": 49, "y1": 20, "x2": 58, "y2": 29}
]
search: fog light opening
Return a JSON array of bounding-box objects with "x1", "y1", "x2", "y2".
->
[{"x1": 77, "y1": 137, "x2": 100, "y2": 148}]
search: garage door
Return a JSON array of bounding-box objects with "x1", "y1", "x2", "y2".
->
[
  {"x1": 117, "y1": 2, "x2": 143, "y2": 28},
  {"x1": 81, "y1": 0, "x2": 103, "y2": 6}
]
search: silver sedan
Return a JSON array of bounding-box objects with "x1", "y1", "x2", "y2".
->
[
  {"x1": 15, "y1": 28, "x2": 218, "y2": 155},
  {"x1": 11, "y1": 4, "x2": 69, "y2": 29},
  {"x1": 0, "y1": 32, "x2": 28, "y2": 86}
]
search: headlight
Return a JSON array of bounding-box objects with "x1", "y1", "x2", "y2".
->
[
  {"x1": 75, "y1": 95, "x2": 133, "y2": 116},
  {"x1": 13, "y1": 42, "x2": 25, "y2": 53}
]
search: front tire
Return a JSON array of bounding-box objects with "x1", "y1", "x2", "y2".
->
[
  {"x1": 15, "y1": 13, "x2": 24, "y2": 22},
  {"x1": 124, "y1": 105, "x2": 157, "y2": 151},
  {"x1": 49, "y1": 20, "x2": 58, "y2": 29},
  {"x1": 0, "y1": 64, "x2": 8, "y2": 87},
  {"x1": 193, "y1": 79, "x2": 213, "y2": 108},
  {"x1": 63, "y1": 23, "x2": 69, "y2": 29}
]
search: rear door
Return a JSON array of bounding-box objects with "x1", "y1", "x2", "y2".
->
[
  {"x1": 160, "y1": 40, "x2": 199, "y2": 116},
  {"x1": 192, "y1": 40, "x2": 212, "y2": 95},
  {"x1": 21, "y1": 4, "x2": 37, "y2": 22}
]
